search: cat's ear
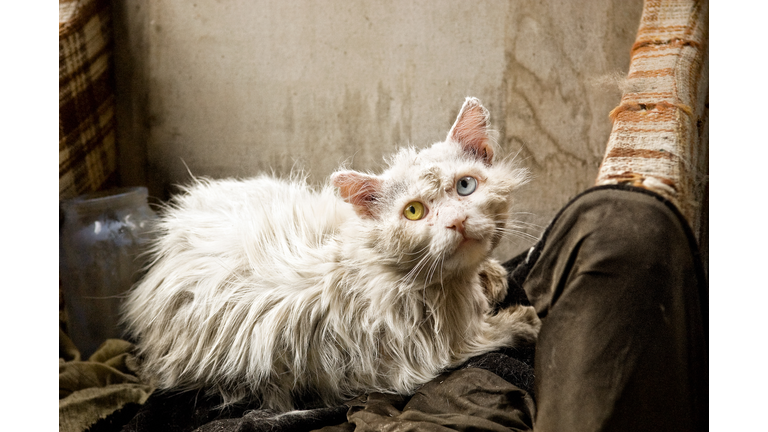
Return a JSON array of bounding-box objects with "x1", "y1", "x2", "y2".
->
[
  {"x1": 447, "y1": 97, "x2": 494, "y2": 166},
  {"x1": 331, "y1": 171, "x2": 382, "y2": 219}
]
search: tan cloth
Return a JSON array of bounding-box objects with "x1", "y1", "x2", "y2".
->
[
  {"x1": 596, "y1": 0, "x2": 708, "y2": 235},
  {"x1": 59, "y1": 334, "x2": 154, "y2": 432}
]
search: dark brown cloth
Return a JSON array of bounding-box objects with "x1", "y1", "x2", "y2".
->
[
  {"x1": 118, "y1": 351, "x2": 536, "y2": 432},
  {"x1": 523, "y1": 186, "x2": 708, "y2": 431},
  {"x1": 328, "y1": 368, "x2": 535, "y2": 432}
]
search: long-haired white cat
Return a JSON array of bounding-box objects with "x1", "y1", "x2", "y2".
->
[{"x1": 122, "y1": 97, "x2": 540, "y2": 411}]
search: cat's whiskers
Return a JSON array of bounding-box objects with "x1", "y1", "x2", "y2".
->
[
  {"x1": 506, "y1": 210, "x2": 537, "y2": 217},
  {"x1": 397, "y1": 251, "x2": 433, "y2": 286},
  {"x1": 504, "y1": 215, "x2": 544, "y2": 229},
  {"x1": 508, "y1": 223, "x2": 545, "y2": 233},
  {"x1": 426, "y1": 255, "x2": 439, "y2": 283},
  {"x1": 435, "y1": 252, "x2": 448, "y2": 334},
  {"x1": 503, "y1": 220, "x2": 542, "y2": 235},
  {"x1": 397, "y1": 245, "x2": 433, "y2": 265},
  {"x1": 400, "y1": 244, "x2": 431, "y2": 255},
  {"x1": 495, "y1": 226, "x2": 541, "y2": 243},
  {"x1": 424, "y1": 256, "x2": 440, "y2": 291},
  {"x1": 438, "y1": 252, "x2": 446, "y2": 291},
  {"x1": 505, "y1": 220, "x2": 545, "y2": 231}
]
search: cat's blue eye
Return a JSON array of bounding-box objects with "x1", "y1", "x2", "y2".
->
[{"x1": 456, "y1": 176, "x2": 477, "y2": 196}]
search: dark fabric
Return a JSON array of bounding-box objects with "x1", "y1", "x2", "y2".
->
[
  {"x1": 500, "y1": 252, "x2": 533, "y2": 308},
  {"x1": 121, "y1": 390, "x2": 349, "y2": 432},
  {"x1": 320, "y1": 368, "x2": 535, "y2": 432},
  {"x1": 119, "y1": 350, "x2": 536, "y2": 432},
  {"x1": 462, "y1": 351, "x2": 535, "y2": 397},
  {"x1": 523, "y1": 186, "x2": 708, "y2": 431}
]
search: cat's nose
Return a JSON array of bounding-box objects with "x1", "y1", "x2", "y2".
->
[{"x1": 447, "y1": 217, "x2": 467, "y2": 237}]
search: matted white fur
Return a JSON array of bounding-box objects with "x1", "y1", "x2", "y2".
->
[{"x1": 122, "y1": 97, "x2": 540, "y2": 411}]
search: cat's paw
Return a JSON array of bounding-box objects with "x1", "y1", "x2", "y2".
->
[
  {"x1": 489, "y1": 304, "x2": 541, "y2": 344},
  {"x1": 511, "y1": 304, "x2": 541, "y2": 343},
  {"x1": 513, "y1": 304, "x2": 541, "y2": 329},
  {"x1": 478, "y1": 258, "x2": 508, "y2": 304}
]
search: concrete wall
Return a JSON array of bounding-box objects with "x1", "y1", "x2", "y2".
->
[{"x1": 112, "y1": 0, "x2": 643, "y2": 261}]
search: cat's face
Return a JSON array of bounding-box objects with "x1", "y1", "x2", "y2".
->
[
  {"x1": 332, "y1": 98, "x2": 528, "y2": 281},
  {"x1": 375, "y1": 144, "x2": 524, "y2": 276}
]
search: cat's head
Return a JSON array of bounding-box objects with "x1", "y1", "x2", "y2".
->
[{"x1": 331, "y1": 97, "x2": 529, "y2": 279}]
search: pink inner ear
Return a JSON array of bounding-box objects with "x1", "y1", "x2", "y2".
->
[
  {"x1": 448, "y1": 99, "x2": 494, "y2": 165},
  {"x1": 331, "y1": 171, "x2": 381, "y2": 218}
]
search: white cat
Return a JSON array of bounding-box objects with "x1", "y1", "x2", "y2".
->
[{"x1": 122, "y1": 97, "x2": 540, "y2": 411}]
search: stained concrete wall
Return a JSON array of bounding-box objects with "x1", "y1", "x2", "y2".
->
[{"x1": 112, "y1": 0, "x2": 642, "y2": 260}]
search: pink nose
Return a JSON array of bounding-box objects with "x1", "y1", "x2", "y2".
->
[{"x1": 447, "y1": 217, "x2": 467, "y2": 236}]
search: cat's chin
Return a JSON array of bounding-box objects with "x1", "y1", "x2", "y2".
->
[{"x1": 446, "y1": 238, "x2": 489, "y2": 270}]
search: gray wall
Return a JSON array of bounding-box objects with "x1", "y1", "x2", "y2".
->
[{"x1": 112, "y1": 0, "x2": 643, "y2": 261}]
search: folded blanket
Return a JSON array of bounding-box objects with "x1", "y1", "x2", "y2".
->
[{"x1": 59, "y1": 333, "x2": 154, "y2": 432}]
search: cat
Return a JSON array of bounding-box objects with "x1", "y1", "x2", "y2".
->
[{"x1": 121, "y1": 97, "x2": 540, "y2": 411}]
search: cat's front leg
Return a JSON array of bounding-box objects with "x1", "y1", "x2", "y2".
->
[
  {"x1": 485, "y1": 303, "x2": 541, "y2": 346},
  {"x1": 449, "y1": 303, "x2": 541, "y2": 368},
  {"x1": 477, "y1": 258, "x2": 508, "y2": 305},
  {"x1": 477, "y1": 259, "x2": 540, "y2": 345}
]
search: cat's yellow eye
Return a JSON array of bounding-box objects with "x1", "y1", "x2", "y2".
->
[{"x1": 403, "y1": 201, "x2": 426, "y2": 220}]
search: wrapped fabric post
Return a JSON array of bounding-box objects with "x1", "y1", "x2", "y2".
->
[{"x1": 596, "y1": 0, "x2": 709, "y2": 240}]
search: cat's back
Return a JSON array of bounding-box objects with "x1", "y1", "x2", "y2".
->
[{"x1": 157, "y1": 175, "x2": 349, "y2": 266}]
